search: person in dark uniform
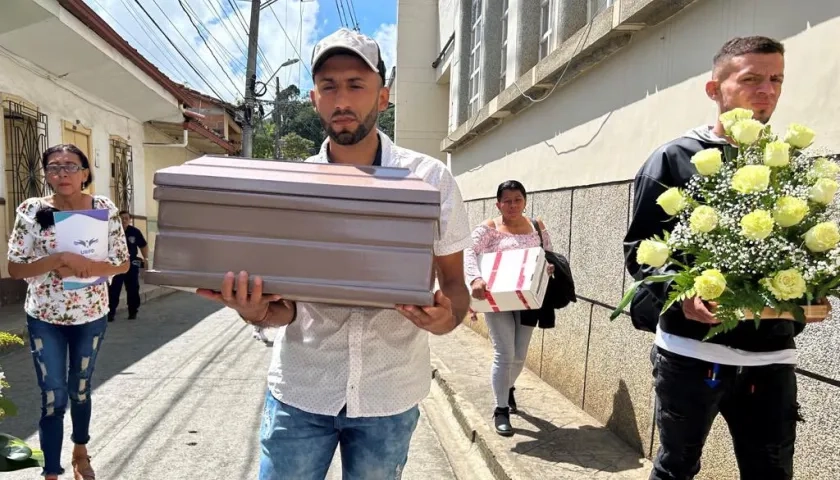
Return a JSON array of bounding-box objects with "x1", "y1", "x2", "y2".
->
[{"x1": 108, "y1": 211, "x2": 148, "y2": 321}]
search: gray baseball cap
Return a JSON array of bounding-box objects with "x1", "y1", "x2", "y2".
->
[{"x1": 311, "y1": 28, "x2": 387, "y2": 83}]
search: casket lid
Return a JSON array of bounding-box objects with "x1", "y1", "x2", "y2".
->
[{"x1": 153, "y1": 155, "x2": 440, "y2": 205}]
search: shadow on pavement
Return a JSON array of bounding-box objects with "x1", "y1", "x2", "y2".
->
[
  {"x1": 0, "y1": 292, "x2": 225, "y2": 441},
  {"x1": 511, "y1": 381, "x2": 647, "y2": 473}
]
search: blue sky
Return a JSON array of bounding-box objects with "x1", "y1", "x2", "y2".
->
[{"x1": 83, "y1": 0, "x2": 397, "y2": 103}]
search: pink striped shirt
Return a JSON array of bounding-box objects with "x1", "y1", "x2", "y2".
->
[{"x1": 464, "y1": 220, "x2": 554, "y2": 286}]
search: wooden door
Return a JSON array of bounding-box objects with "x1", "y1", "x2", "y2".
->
[{"x1": 61, "y1": 120, "x2": 94, "y2": 194}]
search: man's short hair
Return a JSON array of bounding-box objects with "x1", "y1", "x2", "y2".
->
[
  {"x1": 119, "y1": 210, "x2": 130, "y2": 216},
  {"x1": 713, "y1": 36, "x2": 785, "y2": 67}
]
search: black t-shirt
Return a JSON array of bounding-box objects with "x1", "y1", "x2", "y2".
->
[
  {"x1": 326, "y1": 136, "x2": 383, "y2": 166},
  {"x1": 124, "y1": 225, "x2": 147, "y2": 259}
]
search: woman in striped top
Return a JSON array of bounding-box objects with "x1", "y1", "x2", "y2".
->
[{"x1": 464, "y1": 180, "x2": 555, "y2": 437}]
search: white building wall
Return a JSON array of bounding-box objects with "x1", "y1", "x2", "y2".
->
[
  {"x1": 438, "y1": 0, "x2": 457, "y2": 47},
  {"x1": 396, "y1": 1, "x2": 840, "y2": 477},
  {"x1": 0, "y1": 49, "x2": 154, "y2": 278},
  {"x1": 394, "y1": 0, "x2": 453, "y2": 162},
  {"x1": 451, "y1": 0, "x2": 840, "y2": 201},
  {"x1": 0, "y1": 49, "x2": 148, "y2": 215}
]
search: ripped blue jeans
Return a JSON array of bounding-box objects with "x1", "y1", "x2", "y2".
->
[{"x1": 26, "y1": 315, "x2": 107, "y2": 477}]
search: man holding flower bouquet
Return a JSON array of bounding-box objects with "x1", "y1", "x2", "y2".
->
[{"x1": 623, "y1": 36, "x2": 820, "y2": 480}]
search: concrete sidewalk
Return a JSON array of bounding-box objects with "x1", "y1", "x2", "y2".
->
[
  {"x1": 429, "y1": 325, "x2": 652, "y2": 479},
  {"x1": 0, "y1": 281, "x2": 176, "y2": 342}
]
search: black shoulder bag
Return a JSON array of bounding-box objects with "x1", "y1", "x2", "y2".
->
[{"x1": 531, "y1": 219, "x2": 577, "y2": 309}]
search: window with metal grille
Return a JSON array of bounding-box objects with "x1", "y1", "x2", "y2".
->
[
  {"x1": 109, "y1": 138, "x2": 133, "y2": 214},
  {"x1": 500, "y1": 0, "x2": 509, "y2": 92},
  {"x1": 468, "y1": 0, "x2": 483, "y2": 117},
  {"x1": 539, "y1": 0, "x2": 553, "y2": 60},
  {"x1": 3, "y1": 100, "x2": 49, "y2": 228}
]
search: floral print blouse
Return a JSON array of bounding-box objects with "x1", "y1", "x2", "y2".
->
[{"x1": 7, "y1": 196, "x2": 130, "y2": 325}]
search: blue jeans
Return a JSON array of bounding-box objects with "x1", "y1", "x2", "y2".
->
[
  {"x1": 26, "y1": 315, "x2": 108, "y2": 477},
  {"x1": 259, "y1": 390, "x2": 420, "y2": 480}
]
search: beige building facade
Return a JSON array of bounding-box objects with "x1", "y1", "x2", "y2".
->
[
  {"x1": 395, "y1": 0, "x2": 840, "y2": 477},
  {"x1": 1, "y1": 0, "x2": 239, "y2": 304}
]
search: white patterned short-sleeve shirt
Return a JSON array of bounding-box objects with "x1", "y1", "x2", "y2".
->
[
  {"x1": 266, "y1": 132, "x2": 473, "y2": 418},
  {"x1": 6, "y1": 195, "x2": 130, "y2": 325}
]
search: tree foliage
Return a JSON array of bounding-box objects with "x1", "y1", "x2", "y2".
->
[
  {"x1": 280, "y1": 132, "x2": 315, "y2": 161},
  {"x1": 251, "y1": 86, "x2": 395, "y2": 159}
]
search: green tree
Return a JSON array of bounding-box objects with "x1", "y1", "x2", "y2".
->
[
  {"x1": 251, "y1": 122, "x2": 276, "y2": 159},
  {"x1": 379, "y1": 105, "x2": 395, "y2": 140},
  {"x1": 280, "y1": 132, "x2": 315, "y2": 160},
  {"x1": 246, "y1": 85, "x2": 397, "y2": 159}
]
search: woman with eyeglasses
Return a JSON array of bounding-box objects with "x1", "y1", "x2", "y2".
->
[{"x1": 7, "y1": 144, "x2": 129, "y2": 480}]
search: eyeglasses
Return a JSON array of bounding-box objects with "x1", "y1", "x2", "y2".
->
[{"x1": 45, "y1": 164, "x2": 85, "y2": 175}]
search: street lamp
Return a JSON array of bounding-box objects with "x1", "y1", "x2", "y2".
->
[
  {"x1": 260, "y1": 0, "x2": 315, "y2": 9},
  {"x1": 265, "y1": 58, "x2": 300, "y2": 86}
]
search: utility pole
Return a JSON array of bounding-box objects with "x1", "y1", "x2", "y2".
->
[
  {"x1": 241, "y1": 0, "x2": 261, "y2": 158},
  {"x1": 273, "y1": 78, "x2": 283, "y2": 160}
]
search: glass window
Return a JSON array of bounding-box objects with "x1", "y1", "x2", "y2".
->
[
  {"x1": 588, "y1": 0, "x2": 614, "y2": 21},
  {"x1": 500, "y1": 0, "x2": 509, "y2": 92},
  {"x1": 539, "y1": 0, "x2": 553, "y2": 60},
  {"x1": 468, "y1": 0, "x2": 483, "y2": 117}
]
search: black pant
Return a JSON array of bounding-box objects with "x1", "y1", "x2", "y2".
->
[
  {"x1": 650, "y1": 345, "x2": 800, "y2": 480},
  {"x1": 109, "y1": 263, "x2": 140, "y2": 315}
]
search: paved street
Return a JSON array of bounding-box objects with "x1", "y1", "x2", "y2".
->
[{"x1": 0, "y1": 293, "x2": 462, "y2": 480}]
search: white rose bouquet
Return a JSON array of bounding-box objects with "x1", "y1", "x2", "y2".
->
[{"x1": 614, "y1": 108, "x2": 839, "y2": 339}]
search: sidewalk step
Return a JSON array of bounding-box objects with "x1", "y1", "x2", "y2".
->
[{"x1": 429, "y1": 326, "x2": 652, "y2": 480}]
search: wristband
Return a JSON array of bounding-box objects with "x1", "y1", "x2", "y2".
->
[{"x1": 239, "y1": 307, "x2": 270, "y2": 325}]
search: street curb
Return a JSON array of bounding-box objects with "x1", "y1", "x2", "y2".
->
[
  {"x1": 0, "y1": 287, "x2": 178, "y2": 355},
  {"x1": 135, "y1": 285, "x2": 178, "y2": 310},
  {"x1": 430, "y1": 355, "x2": 523, "y2": 480}
]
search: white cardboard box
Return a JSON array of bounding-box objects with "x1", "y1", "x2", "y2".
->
[{"x1": 470, "y1": 246, "x2": 549, "y2": 313}]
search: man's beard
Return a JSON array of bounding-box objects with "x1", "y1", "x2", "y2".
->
[
  {"x1": 753, "y1": 110, "x2": 772, "y2": 123},
  {"x1": 320, "y1": 104, "x2": 379, "y2": 146}
]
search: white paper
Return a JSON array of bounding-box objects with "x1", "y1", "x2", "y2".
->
[{"x1": 53, "y1": 209, "x2": 110, "y2": 290}]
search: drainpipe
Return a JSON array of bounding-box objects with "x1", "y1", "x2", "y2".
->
[
  {"x1": 143, "y1": 128, "x2": 188, "y2": 148},
  {"x1": 143, "y1": 104, "x2": 193, "y2": 148}
]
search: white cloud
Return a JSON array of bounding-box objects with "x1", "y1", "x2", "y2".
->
[
  {"x1": 373, "y1": 23, "x2": 397, "y2": 75},
  {"x1": 84, "y1": 0, "x2": 321, "y2": 103}
]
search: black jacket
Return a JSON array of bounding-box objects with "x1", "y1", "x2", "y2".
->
[
  {"x1": 623, "y1": 126, "x2": 805, "y2": 352},
  {"x1": 521, "y1": 220, "x2": 577, "y2": 329}
]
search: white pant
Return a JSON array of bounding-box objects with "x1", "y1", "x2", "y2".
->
[{"x1": 485, "y1": 311, "x2": 535, "y2": 408}]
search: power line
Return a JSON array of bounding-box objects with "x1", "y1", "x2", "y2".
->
[
  {"x1": 297, "y1": 0, "x2": 303, "y2": 86},
  {"x1": 177, "y1": 0, "x2": 240, "y2": 94},
  {"x1": 334, "y1": 0, "x2": 347, "y2": 28},
  {"x1": 342, "y1": 0, "x2": 359, "y2": 30},
  {"x1": 268, "y1": 4, "x2": 312, "y2": 78},
  {"x1": 347, "y1": 0, "x2": 361, "y2": 30},
  {"x1": 200, "y1": 0, "x2": 249, "y2": 68},
  {"x1": 115, "y1": 0, "x2": 201, "y2": 88},
  {"x1": 147, "y1": 0, "x2": 239, "y2": 98},
  {"x1": 223, "y1": 0, "x2": 274, "y2": 81},
  {"x1": 130, "y1": 0, "x2": 228, "y2": 100},
  {"x1": 89, "y1": 0, "x2": 181, "y2": 79},
  {"x1": 181, "y1": 0, "x2": 248, "y2": 76},
  {"x1": 196, "y1": 0, "x2": 276, "y2": 85}
]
